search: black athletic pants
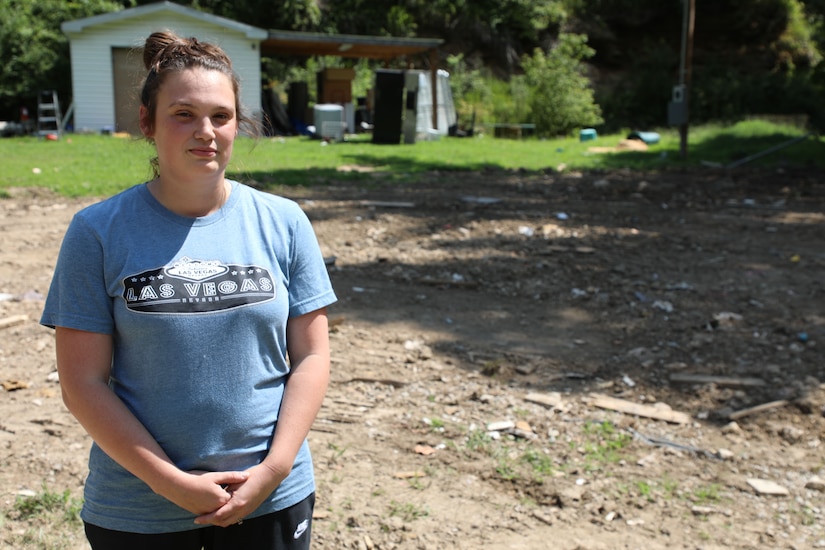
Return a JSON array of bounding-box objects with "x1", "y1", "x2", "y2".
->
[{"x1": 84, "y1": 492, "x2": 314, "y2": 550}]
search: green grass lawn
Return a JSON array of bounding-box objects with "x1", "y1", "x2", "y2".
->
[{"x1": 2, "y1": 119, "x2": 822, "y2": 198}]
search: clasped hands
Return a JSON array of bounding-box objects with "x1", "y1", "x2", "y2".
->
[{"x1": 163, "y1": 463, "x2": 285, "y2": 528}]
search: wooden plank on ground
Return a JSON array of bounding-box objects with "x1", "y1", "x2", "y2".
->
[
  {"x1": 589, "y1": 393, "x2": 692, "y2": 424},
  {"x1": 670, "y1": 373, "x2": 765, "y2": 387},
  {"x1": 728, "y1": 400, "x2": 789, "y2": 421},
  {"x1": 0, "y1": 315, "x2": 28, "y2": 330},
  {"x1": 747, "y1": 478, "x2": 789, "y2": 496},
  {"x1": 359, "y1": 200, "x2": 415, "y2": 208},
  {"x1": 524, "y1": 392, "x2": 565, "y2": 409}
]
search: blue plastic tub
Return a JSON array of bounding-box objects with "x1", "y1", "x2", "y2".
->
[
  {"x1": 627, "y1": 131, "x2": 660, "y2": 145},
  {"x1": 579, "y1": 128, "x2": 597, "y2": 142}
]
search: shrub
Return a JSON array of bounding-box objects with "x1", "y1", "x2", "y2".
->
[{"x1": 522, "y1": 33, "x2": 604, "y2": 137}]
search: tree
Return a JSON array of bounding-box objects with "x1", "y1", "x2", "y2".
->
[
  {"x1": 521, "y1": 33, "x2": 603, "y2": 137},
  {"x1": 185, "y1": 0, "x2": 322, "y2": 32},
  {"x1": 0, "y1": 0, "x2": 123, "y2": 121}
]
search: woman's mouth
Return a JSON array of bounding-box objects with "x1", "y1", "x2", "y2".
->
[{"x1": 190, "y1": 148, "x2": 217, "y2": 158}]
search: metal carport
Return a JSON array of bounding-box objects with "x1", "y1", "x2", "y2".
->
[{"x1": 260, "y1": 30, "x2": 444, "y2": 129}]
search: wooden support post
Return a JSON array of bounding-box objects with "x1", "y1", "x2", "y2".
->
[
  {"x1": 678, "y1": 0, "x2": 695, "y2": 160},
  {"x1": 430, "y1": 48, "x2": 438, "y2": 131}
]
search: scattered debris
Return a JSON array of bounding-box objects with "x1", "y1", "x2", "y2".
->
[
  {"x1": 2, "y1": 166, "x2": 825, "y2": 549},
  {"x1": 414, "y1": 444, "x2": 436, "y2": 456},
  {"x1": 1, "y1": 380, "x2": 28, "y2": 392},
  {"x1": 461, "y1": 196, "x2": 502, "y2": 205},
  {"x1": 486, "y1": 420, "x2": 515, "y2": 432},
  {"x1": 393, "y1": 471, "x2": 427, "y2": 479},
  {"x1": 343, "y1": 377, "x2": 407, "y2": 388},
  {"x1": 628, "y1": 428, "x2": 720, "y2": 459},
  {"x1": 805, "y1": 476, "x2": 825, "y2": 492}
]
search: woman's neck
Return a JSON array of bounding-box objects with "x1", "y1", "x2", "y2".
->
[{"x1": 147, "y1": 177, "x2": 231, "y2": 218}]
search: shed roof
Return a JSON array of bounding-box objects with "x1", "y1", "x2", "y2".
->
[
  {"x1": 261, "y1": 30, "x2": 443, "y2": 61},
  {"x1": 61, "y1": 1, "x2": 268, "y2": 39}
]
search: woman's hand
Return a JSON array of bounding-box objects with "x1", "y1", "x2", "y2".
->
[{"x1": 157, "y1": 470, "x2": 250, "y2": 517}]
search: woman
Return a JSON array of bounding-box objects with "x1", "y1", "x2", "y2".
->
[{"x1": 40, "y1": 31, "x2": 336, "y2": 550}]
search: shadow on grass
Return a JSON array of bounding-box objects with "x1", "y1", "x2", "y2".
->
[
  {"x1": 595, "y1": 130, "x2": 824, "y2": 170},
  {"x1": 228, "y1": 155, "x2": 516, "y2": 189}
]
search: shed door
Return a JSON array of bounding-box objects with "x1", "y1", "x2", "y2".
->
[{"x1": 112, "y1": 47, "x2": 144, "y2": 135}]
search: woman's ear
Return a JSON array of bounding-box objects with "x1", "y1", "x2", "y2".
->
[{"x1": 138, "y1": 105, "x2": 153, "y2": 138}]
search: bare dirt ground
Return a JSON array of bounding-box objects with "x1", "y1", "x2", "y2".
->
[{"x1": 1, "y1": 166, "x2": 824, "y2": 550}]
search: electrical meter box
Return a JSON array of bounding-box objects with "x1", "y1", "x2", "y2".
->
[{"x1": 667, "y1": 84, "x2": 688, "y2": 126}]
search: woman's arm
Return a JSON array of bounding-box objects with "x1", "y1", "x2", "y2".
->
[
  {"x1": 267, "y1": 307, "x2": 332, "y2": 474},
  {"x1": 56, "y1": 327, "x2": 248, "y2": 515},
  {"x1": 196, "y1": 307, "x2": 330, "y2": 526}
]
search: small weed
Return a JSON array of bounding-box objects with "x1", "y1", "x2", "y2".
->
[
  {"x1": 580, "y1": 421, "x2": 631, "y2": 466},
  {"x1": 522, "y1": 448, "x2": 555, "y2": 480},
  {"x1": 388, "y1": 500, "x2": 429, "y2": 522},
  {"x1": 691, "y1": 484, "x2": 722, "y2": 504},
  {"x1": 407, "y1": 477, "x2": 427, "y2": 490},
  {"x1": 5, "y1": 486, "x2": 84, "y2": 549},
  {"x1": 780, "y1": 501, "x2": 818, "y2": 526},
  {"x1": 428, "y1": 417, "x2": 446, "y2": 432},
  {"x1": 465, "y1": 429, "x2": 492, "y2": 453},
  {"x1": 11, "y1": 487, "x2": 81, "y2": 524},
  {"x1": 662, "y1": 477, "x2": 679, "y2": 499},
  {"x1": 495, "y1": 456, "x2": 519, "y2": 481},
  {"x1": 513, "y1": 408, "x2": 530, "y2": 418},
  {"x1": 636, "y1": 480, "x2": 654, "y2": 502},
  {"x1": 327, "y1": 441, "x2": 348, "y2": 457},
  {"x1": 326, "y1": 442, "x2": 349, "y2": 467}
]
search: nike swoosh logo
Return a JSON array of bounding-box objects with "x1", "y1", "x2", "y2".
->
[{"x1": 293, "y1": 518, "x2": 309, "y2": 539}]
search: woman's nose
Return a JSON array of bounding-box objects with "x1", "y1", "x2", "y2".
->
[{"x1": 194, "y1": 117, "x2": 215, "y2": 139}]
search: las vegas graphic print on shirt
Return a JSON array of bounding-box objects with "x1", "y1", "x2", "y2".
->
[{"x1": 123, "y1": 256, "x2": 276, "y2": 314}]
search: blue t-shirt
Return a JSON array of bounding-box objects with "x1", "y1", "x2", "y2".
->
[{"x1": 40, "y1": 181, "x2": 337, "y2": 533}]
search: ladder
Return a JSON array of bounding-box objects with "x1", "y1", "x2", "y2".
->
[{"x1": 37, "y1": 90, "x2": 62, "y2": 137}]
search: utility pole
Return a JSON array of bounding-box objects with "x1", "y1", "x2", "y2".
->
[{"x1": 678, "y1": 0, "x2": 695, "y2": 160}]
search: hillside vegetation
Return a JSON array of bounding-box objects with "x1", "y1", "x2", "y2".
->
[{"x1": 1, "y1": 0, "x2": 825, "y2": 133}]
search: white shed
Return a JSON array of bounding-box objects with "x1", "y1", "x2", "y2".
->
[{"x1": 61, "y1": 1, "x2": 266, "y2": 135}]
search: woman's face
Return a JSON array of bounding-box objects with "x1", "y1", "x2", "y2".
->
[{"x1": 140, "y1": 67, "x2": 238, "y2": 184}]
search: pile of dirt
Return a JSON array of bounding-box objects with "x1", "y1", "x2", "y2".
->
[{"x1": 1, "y1": 167, "x2": 824, "y2": 549}]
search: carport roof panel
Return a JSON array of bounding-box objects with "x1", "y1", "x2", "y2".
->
[{"x1": 261, "y1": 30, "x2": 443, "y2": 60}]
